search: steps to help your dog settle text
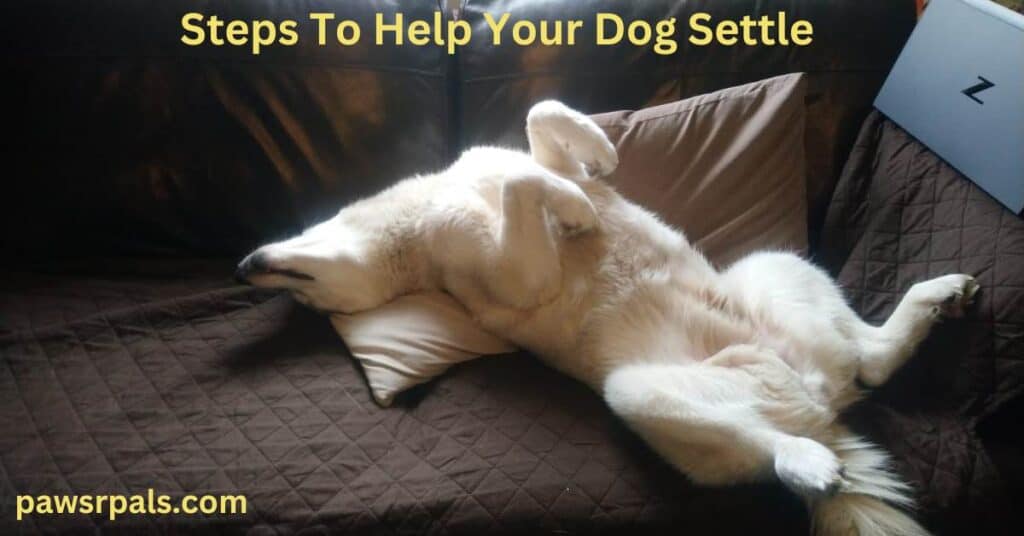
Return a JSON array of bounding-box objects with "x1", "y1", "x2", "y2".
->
[{"x1": 181, "y1": 11, "x2": 814, "y2": 56}]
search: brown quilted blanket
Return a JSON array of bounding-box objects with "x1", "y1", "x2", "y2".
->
[
  {"x1": 821, "y1": 111, "x2": 1023, "y2": 535},
  {"x1": 0, "y1": 260, "x2": 806, "y2": 535},
  {"x1": 2, "y1": 112, "x2": 1021, "y2": 534}
]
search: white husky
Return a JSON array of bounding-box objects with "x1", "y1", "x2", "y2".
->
[{"x1": 236, "y1": 101, "x2": 977, "y2": 535}]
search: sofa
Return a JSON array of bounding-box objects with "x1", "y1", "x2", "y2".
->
[{"x1": 2, "y1": 1, "x2": 1020, "y2": 534}]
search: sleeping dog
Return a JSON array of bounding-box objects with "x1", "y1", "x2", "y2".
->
[{"x1": 236, "y1": 100, "x2": 976, "y2": 535}]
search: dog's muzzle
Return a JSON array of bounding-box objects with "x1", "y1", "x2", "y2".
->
[
  {"x1": 234, "y1": 250, "x2": 316, "y2": 285},
  {"x1": 234, "y1": 250, "x2": 269, "y2": 285}
]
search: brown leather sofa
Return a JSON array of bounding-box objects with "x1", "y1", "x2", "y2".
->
[
  {"x1": 3, "y1": 0, "x2": 914, "y2": 259},
  {"x1": 2, "y1": 1, "x2": 1019, "y2": 534}
]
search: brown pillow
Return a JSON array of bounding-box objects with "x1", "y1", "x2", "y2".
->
[{"x1": 591, "y1": 73, "x2": 809, "y2": 266}]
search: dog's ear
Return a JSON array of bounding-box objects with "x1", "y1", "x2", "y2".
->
[{"x1": 525, "y1": 100, "x2": 619, "y2": 179}]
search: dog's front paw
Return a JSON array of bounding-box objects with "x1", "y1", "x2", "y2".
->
[
  {"x1": 546, "y1": 179, "x2": 598, "y2": 236},
  {"x1": 774, "y1": 436, "x2": 844, "y2": 497},
  {"x1": 910, "y1": 274, "x2": 980, "y2": 319}
]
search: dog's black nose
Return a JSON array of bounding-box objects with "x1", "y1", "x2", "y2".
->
[{"x1": 234, "y1": 250, "x2": 268, "y2": 284}]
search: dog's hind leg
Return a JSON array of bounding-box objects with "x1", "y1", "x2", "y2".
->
[
  {"x1": 723, "y1": 252, "x2": 979, "y2": 402},
  {"x1": 527, "y1": 100, "x2": 619, "y2": 178},
  {"x1": 854, "y1": 274, "x2": 979, "y2": 387},
  {"x1": 604, "y1": 346, "x2": 840, "y2": 495}
]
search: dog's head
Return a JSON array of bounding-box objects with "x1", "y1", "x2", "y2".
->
[{"x1": 234, "y1": 196, "x2": 420, "y2": 314}]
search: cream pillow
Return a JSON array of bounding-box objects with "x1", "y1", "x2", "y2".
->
[
  {"x1": 334, "y1": 73, "x2": 809, "y2": 405},
  {"x1": 330, "y1": 292, "x2": 513, "y2": 406}
]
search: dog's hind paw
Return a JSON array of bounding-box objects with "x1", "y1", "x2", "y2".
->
[
  {"x1": 774, "y1": 436, "x2": 845, "y2": 497},
  {"x1": 910, "y1": 274, "x2": 980, "y2": 319}
]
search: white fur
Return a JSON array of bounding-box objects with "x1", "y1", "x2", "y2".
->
[{"x1": 241, "y1": 100, "x2": 980, "y2": 535}]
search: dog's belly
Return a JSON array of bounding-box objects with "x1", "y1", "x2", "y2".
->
[
  {"x1": 467, "y1": 251, "x2": 741, "y2": 389},
  {"x1": 451, "y1": 184, "x2": 855, "y2": 402},
  {"x1": 454, "y1": 189, "x2": 739, "y2": 387},
  {"x1": 470, "y1": 258, "x2": 854, "y2": 410}
]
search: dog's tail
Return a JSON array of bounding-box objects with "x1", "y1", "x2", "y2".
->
[{"x1": 808, "y1": 428, "x2": 930, "y2": 536}]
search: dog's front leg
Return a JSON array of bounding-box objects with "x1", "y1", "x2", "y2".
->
[{"x1": 486, "y1": 171, "x2": 596, "y2": 308}]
